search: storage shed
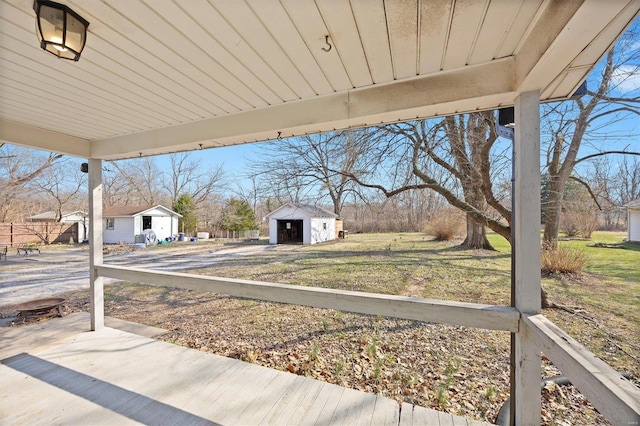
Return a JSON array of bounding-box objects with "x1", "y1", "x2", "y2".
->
[
  {"x1": 626, "y1": 199, "x2": 640, "y2": 243},
  {"x1": 266, "y1": 203, "x2": 337, "y2": 245},
  {"x1": 103, "y1": 205, "x2": 181, "y2": 244},
  {"x1": 28, "y1": 210, "x2": 88, "y2": 241}
]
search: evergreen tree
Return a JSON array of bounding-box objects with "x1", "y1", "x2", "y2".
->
[
  {"x1": 173, "y1": 194, "x2": 197, "y2": 234},
  {"x1": 222, "y1": 198, "x2": 257, "y2": 232}
]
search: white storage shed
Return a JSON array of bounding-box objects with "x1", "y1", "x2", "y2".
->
[
  {"x1": 28, "y1": 210, "x2": 88, "y2": 241},
  {"x1": 626, "y1": 199, "x2": 640, "y2": 243},
  {"x1": 266, "y1": 203, "x2": 337, "y2": 245},
  {"x1": 103, "y1": 205, "x2": 181, "y2": 244}
]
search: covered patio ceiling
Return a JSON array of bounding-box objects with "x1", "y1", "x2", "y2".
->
[{"x1": 1, "y1": 0, "x2": 638, "y2": 160}]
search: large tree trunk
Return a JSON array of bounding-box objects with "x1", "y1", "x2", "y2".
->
[
  {"x1": 461, "y1": 214, "x2": 495, "y2": 250},
  {"x1": 543, "y1": 165, "x2": 567, "y2": 249}
]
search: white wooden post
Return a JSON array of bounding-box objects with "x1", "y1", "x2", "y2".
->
[
  {"x1": 88, "y1": 158, "x2": 104, "y2": 331},
  {"x1": 513, "y1": 90, "x2": 542, "y2": 425}
]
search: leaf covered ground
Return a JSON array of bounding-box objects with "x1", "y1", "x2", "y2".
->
[{"x1": 6, "y1": 232, "x2": 638, "y2": 424}]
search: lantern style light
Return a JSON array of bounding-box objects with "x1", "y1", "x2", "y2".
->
[{"x1": 33, "y1": 0, "x2": 89, "y2": 61}]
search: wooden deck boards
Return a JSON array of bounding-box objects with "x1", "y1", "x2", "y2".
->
[{"x1": 0, "y1": 316, "x2": 492, "y2": 425}]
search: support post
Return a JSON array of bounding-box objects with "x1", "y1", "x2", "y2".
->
[
  {"x1": 513, "y1": 90, "x2": 541, "y2": 425},
  {"x1": 88, "y1": 158, "x2": 104, "y2": 331}
]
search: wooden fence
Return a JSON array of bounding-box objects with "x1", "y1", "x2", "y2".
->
[{"x1": 0, "y1": 222, "x2": 79, "y2": 246}]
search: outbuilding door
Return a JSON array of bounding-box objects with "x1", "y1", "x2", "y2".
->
[
  {"x1": 142, "y1": 215, "x2": 152, "y2": 230},
  {"x1": 277, "y1": 220, "x2": 303, "y2": 244}
]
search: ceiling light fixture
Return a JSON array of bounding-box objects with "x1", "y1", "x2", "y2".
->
[{"x1": 33, "y1": 0, "x2": 89, "y2": 61}]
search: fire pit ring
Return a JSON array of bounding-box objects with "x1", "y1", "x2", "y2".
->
[{"x1": 14, "y1": 297, "x2": 65, "y2": 320}]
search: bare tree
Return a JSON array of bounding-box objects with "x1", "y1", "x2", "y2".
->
[
  {"x1": 107, "y1": 157, "x2": 164, "y2": 206},
  {"x1": 32, "y1": 158, "x2": 86, "y2": 221},
  {"x1": 579, "y1": 157, "x2": 640, "y2": 230},
  {"x1": 163, "y1": 152, "x2": 226, "y2": 206},
  {"x1": 541, "y1": 31, "x2": 640, "y2": 246},
  {"x1": 250, "y1": 130, "x2": 371, "y2": 216},
  {"x1": 347, "y1": 112, "x2": 512, "y2": 249},
  {"x1": 0, "y1": 144, "x2": 63, "y2": 221}
]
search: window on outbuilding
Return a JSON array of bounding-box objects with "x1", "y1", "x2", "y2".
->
[
  {"x1": 106, "y1": 218, "x2": 114, "y2": 230},
  {"x1": 323, "y1": 222, "x2": 327, "y2": 230}
]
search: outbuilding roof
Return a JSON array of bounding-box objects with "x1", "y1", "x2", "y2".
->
[
  {"x1": 103, "y1": 205, "x2": 182, "y2": 218},
  {"x1": 265, "y1": 203, "x2": 338, "y2": 219},
  {"x1": 28, "y1": 211, "x2": 86, "y2": 220}
]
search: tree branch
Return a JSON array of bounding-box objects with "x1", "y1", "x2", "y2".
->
[
  {"x1": 568, "y1": 176, "x2": 602, "y2": 210},
  {"x1": 574, "y1": 150, "x2": 640, "y2": 166}
]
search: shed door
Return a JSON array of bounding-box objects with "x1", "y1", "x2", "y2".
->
[
  {"x1": 277, "y1": 220, "x2": 303, "y2": 244},
  {"x1": 142, "y1": 215, "x2": 152, "y2": 230}
]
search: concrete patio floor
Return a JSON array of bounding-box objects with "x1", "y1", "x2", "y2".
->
[{"x1": 0, "y1": 313, "x2": 490, "y2": 425}]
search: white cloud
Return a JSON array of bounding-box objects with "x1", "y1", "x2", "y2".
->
[{"x1": 610, "y1": 65, "x2": 640, "y2": 92}]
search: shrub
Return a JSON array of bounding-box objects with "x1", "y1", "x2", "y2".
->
[
  {"x1": 560, "y1": 205, "x2": 599, "y2": 238},
  {"x1": 541, "y1": 245, "x2": 588, "y2": 274},
  {"x1": 424, "y1": 210, "x2": 464, "y2": 241}
]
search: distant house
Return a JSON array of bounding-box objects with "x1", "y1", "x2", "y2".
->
[
  {"x1": 28, "y1": 210, "x2": 88, "y2": 241},
  {"x1": 626, "y1": 199, "x2": 640, "y2": 243},
  {"x1": 265, "y1": 203, "x2": 337, "y2": 245},
  {"x1": 103, "y1": 205, "x2": 181, "y2": 244}
]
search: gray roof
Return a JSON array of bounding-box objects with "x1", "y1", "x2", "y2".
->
[
  {"x1": 103, "y1": 205, "x2": 182, "y2": 218},
  {"x1": 266, "y1": 203, "x2": 338, "y2": 219},
  {"x1": 28, "y1": 211, "x2": 85, "y2": 220}
]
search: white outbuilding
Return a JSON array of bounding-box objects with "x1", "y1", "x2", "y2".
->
[
  {"x1": 625, "y1": 199, "x2": 640, "y2": 243},
  {"x1": 265, "y1": 203, "x2": 337, "y2": 245},
  {"x1": 103, "y1": 205, "x2": 181, "y2": 244},
  {"x1": 28, "y1": 210, "x2": 88, "y2": 242}
]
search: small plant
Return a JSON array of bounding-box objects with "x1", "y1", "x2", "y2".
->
[
  {"x1": 373, "y1": 358, "x2": 383, "y2": 379},
  {"x1": 309, "y1": 343, "x2": 319, "y2": 362},
  {"x1": 321, "y1": 319, "x2": 329, "y2": 333},
  {"x1": 437, "y1": 385, "x2": 448, "y2": 408},
  {"x1": 437, "y1": 358, "x2": 460, "y2": 408},
  {"x1": 334, "y1": 361, "x2": 345, "y2": 379},
  {"x1": 485, "y1": 386, "x2": 497, "y2": 401},
  {"x1": 367, "y1": 337, "x2": 379, "y2": 358},
  {"x1": 541, "y1": 244, "x2": 588, "y2": 274}
]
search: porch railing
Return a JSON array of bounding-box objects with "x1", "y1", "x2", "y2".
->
[{"x1": 95, "y1": 264, "x2": 640, "y2": 425}]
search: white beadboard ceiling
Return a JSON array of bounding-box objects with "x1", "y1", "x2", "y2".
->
[{"x1": 0, "y1": 0, "x2": 638, "y2": 160}]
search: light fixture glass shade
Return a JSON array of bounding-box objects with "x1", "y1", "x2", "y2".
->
[{"x1": 33, "y1": 0, "x2": 89, "y2": 61}]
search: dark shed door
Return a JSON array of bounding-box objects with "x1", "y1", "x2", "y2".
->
[
  {"x1": 277, "y1": 220, "x2": 303, "y2": 244},
  {"x1": 142, "y1": 215, "x2": 152, "y2": 230}
]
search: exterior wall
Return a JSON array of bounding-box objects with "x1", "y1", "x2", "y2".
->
[
  {"x1": 134, "y1": 215, "x2": 142, "y2": 235},
  {"x1": 104, "y1": 217, "x2": 136, "y2": 244},
  {"x1": 310, "y1": 217, "x2": 336, "y2": 244},
  {"x1": 629, "y1": 209, "x2": 640, "y2": 242},
  {"x1": 269, "y1": 219, "x2": 278, "y2": 244}
]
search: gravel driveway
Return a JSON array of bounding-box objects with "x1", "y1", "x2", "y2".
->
[{"x1": 0, "y1": 242, "x2": 280, "y2": 306}]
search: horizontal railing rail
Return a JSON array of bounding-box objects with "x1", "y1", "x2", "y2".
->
[
  {"x1": 523, "y1": 314, "x2": 640, "y2": 425},
  {"x1": 96, "y1": 264, "x2": 520, "y2": 332}
]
